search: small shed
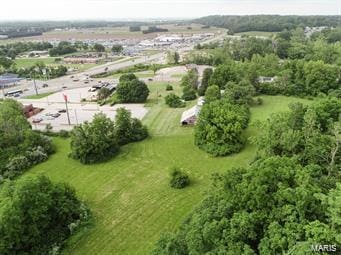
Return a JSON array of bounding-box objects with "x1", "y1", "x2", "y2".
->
[{"x1": 180, "y1": 105, "x2": 201, "y2": 125}]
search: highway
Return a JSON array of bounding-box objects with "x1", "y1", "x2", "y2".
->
[
  {"x1": 1, "y1": 33, "x2": 225, "y2": 99},
  {"x1": 1, "y1": 52, "x2": 166, "y2": 98}
]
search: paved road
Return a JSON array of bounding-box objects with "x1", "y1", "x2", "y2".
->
[
  {"x1": 1, "y1": 52, "x2": 166, "y2": 98},
  {"x1": 1, "y1": 33, "x2": 225, "y2": 99}
]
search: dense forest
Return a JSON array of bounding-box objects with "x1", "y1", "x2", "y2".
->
[
  {"x1": 193, "y1": 15, "x2": 341, "y2": 33},
  {"x1": 152, "y1": 17, "x2": 341, "y2": 255}
]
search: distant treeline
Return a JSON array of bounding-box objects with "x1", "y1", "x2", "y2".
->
[
  {"x1": 142, "y1": 26, "x2": 169, "y2": 34},
  {"x1": 4, "y1": 31, "x2": 43, "y2": 39},
  {"x1": 193, "y1": 15, "x2": 341, "y2": 33}
]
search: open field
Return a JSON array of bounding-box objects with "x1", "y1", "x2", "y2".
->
[
  {"x1": 23, "y1": 92, "x2": 54, "y2": 99},
  {"x1": 1, "y1": 24, "x2": 223, "y2": 42},
  {"x1": 235, "y1": 31, "x2": 276, "y2": 37},
  {"x1": 112, "y1": 70, "x2": 155, "y2": 79},
  {"x1": 15, "y1": 57, "x2": 57, "y2": 68},
  {"x1": 15, "y1": 57, "x2": 101, "y2": 72},
  {"x1": 25, "y1": 81, "x2": 312, "y2": 254}
]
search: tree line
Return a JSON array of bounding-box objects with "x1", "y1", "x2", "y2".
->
[{"x1": 193, "y1": 15, "x2": 340, "y2": 33}]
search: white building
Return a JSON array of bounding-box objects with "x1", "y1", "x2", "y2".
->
[{"x1": 180, "y1": 97, "x2": 205, "y2": 125}]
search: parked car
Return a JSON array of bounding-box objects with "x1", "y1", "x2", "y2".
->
[
  {"x1": 62, "y1": 86, "x2": 68, "y2": 89},
  {"x1": 32, "y1": 118, "x2": 43, "y2": 123},
  {"x1": 51, "y1": 113, "x2": 60, "y2": 118},
  {"x1": 148, "y1": 78, "x2": 153, "y2": 81},
  {"x1": 58, "y1": 109, "x2": 66, "y2": 113},
  {"x1": 42, "y1": 83, "x2": 49, "y2": 88}
]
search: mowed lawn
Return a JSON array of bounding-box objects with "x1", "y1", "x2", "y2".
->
[
  {"x1": 15, "y1": 57, "x2": 99, "y2": 72},
  {"x1": 26, "y1": 82, "x2": 312, "y2": 255}
]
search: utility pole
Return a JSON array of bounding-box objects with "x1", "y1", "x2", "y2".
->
[
  {"x1": 74, "y1": 109, "x2": 79, "y2": 125},
  {"x1": 63, "y1": 94, "x2": 71, "y2": 125},
  {"x1": 0, "y1": 81, "x2": 5, "y2": 98},
  {"x1": 31, "y1": 73, "x2": 38, "y2": 96}
]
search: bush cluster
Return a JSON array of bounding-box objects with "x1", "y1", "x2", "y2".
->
[
  {"x1": 165, "y1": 93, "x2": 185, "y2": 108},
  {"x1": 70, "y1": 109, "x2": 148, "y2": 164},
  {"x1": 169, "y1": 168, "x2": 190, "y2": 189}
]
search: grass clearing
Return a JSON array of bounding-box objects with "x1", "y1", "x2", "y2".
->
[
  {"x1": 15, "y1": 57, "x2": 57, "y2": 68},
  {"x1": 23, "y1": 92, "x2": 54, "y2": 99},
  {"x1": 235, "y1": 31, "x2": 276, "y2": 37},
  {"x1": 112, "y1": 70, "x2": 155, "y2": 79},
  {"x1": 25, "y1": 82, "x2": 312, "y2": 254}
]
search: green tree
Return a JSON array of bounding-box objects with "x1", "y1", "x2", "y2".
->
[
  {"x1": 208, "y1": 64, "x2": 238, "y2": 89},
  {"x1": 194, "y1": 100, "x2": 249, "y2": 156},
  {"x1": 97, "y1": 87, "x2": 111, "y2": 100},
  {"x1": 114, "y1": 108, "x2": 148, "y2": 145},
  {"x1": 0, "y1": 175, "x2": 87, "y2": 255},
  {"x1": 116, "y1": 76, "x2": 149, "y2": 103},
  {"x1": 165, "y1": 93, "x2": 185, "y2": 108},
  {"x1": 111, "y1": 44, "x2": 123, "y2": 54},
  {"x1": 198, "y1": 68, "x2": 213, "y2": 96},
  {"x1": 181, "y1": 69, "x2": 199, "y2": 89},
  {"x1": 181, "y1": 86, "x2": 197, "y2": 101},
  {"x1": 224, "y1": 80, "x2": 256, "y2": 105},
  {"x1": 0, "y1": 56, "x2": 14, "y2": 69},
  {"x1": 0, "y1": 99, "x2": 53, "y2": 178},
  {"x1": 303, "y1": 61, "x2": 340, "y2": 96},
  {"x1": 204, "y1": 85, "x2": 220, "y2": 103},
  {"x1": 93, "y1": 43, "x2": 105, "y2": 52},
  {"x1": 70, "y1": 113, "x2": 119, "y2": 164},
  {"x1": 167, "y1": 51, "x2": 180, "y2": 64}
]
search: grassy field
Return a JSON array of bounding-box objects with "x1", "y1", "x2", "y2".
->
[
  {"x1": 1, "y1": 24, "x2": 222, "y2": 43},
  {"x1": 15, "y1": 57, "x2": 99, "y2": 72},
  {"x1": 235, "y1": 31, "x2": 276, "y2": 37},
  {"x1": 23, "y1": 92, "x2": 54, "y2": 99},
  {"x1": 15, "y1": 57, "x2": 57, "y2": 68},
  {"x1": 25, "y1": 81, "x2": 312, "y2": 254},
  {"x1": 112, "y1": 70, "x2": 155, "y2": 79}
]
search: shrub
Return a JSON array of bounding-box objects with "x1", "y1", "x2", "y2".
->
[
  {"x1": 182, "y1": 86, "x2": 197, "y2": 101},
  {"x1": 170, "y1": 168, "x2": 190, "y2": 189},
  {"x1": 4, "y1": 156, "x2": 30, "y2": 177},
  {"x1": 130, "y1": 118, "x2": 149, "y2": 142},
  {"x1": 256, "y1": 98, "x2": 263, "y2": 105},
  {"x1": 165, "y1": 93, "x2": 185, "y2": 108},
  {"x1": 166, "y1": 84, "x2": 173, "y2": 91},
  {"x1": 26, "y1": 146, "x2": 48, "y2": 165},
  {"x1": 58, "y1": 130, "x2": 70, "y2": 138}
]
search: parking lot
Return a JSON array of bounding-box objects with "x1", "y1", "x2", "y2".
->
[{"x1": 19, "y1": 87, "x2": 148, "y2": 131}]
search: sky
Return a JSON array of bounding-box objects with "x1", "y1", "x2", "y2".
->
[{"x1": 1, "y1": 0, "x2": 340, "y2": 21}]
